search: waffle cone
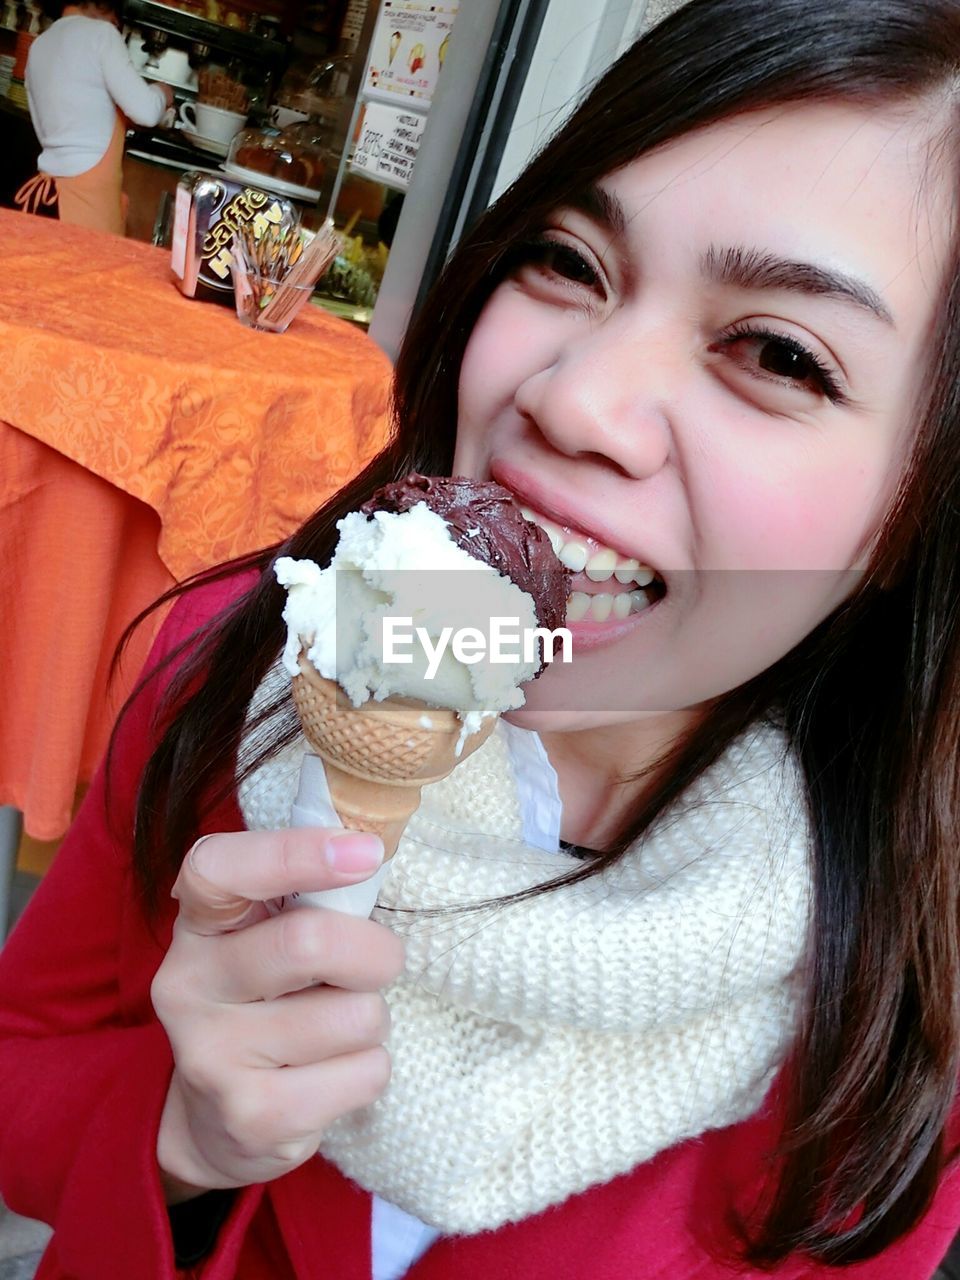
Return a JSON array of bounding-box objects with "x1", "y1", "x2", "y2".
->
[{"x1": 291, "y1": 658, "x2": 496, "y2": 858}]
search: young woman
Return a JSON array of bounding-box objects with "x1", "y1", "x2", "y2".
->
[{"x1": 3, "y1": 0, "x2": 960, "y2": 1276}]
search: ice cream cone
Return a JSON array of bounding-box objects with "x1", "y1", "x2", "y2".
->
[{"x1": 291, "y1": 657, "x2": 496, "y2": 858}]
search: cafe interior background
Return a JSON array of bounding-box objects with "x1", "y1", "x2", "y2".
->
[
  {"x1": 0, "y1": 0, "x2": 665, "y2": 351},
  {"x1": 0, "y1": 0, "x2": 672, "y2": 929}
]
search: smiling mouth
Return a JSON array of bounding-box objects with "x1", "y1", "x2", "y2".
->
[{"x1": 517, "y1": 504, "x2": 666, "y2": 624}]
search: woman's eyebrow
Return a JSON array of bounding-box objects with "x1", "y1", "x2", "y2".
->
[
  {"x1": 702, "y1": 245, "x2": 895, "y2": 326},
  {"x1": 568, "y1": 184, "x2": 628, "y2": 237}
]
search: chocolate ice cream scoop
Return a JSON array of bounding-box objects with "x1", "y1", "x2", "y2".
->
[{"x1": 361, "y1": 474, "x2": 570, "y2": 635}]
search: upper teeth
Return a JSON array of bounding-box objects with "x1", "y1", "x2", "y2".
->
[{"x1": 519, "y1": 507, "x2": 657, "y2": 586}]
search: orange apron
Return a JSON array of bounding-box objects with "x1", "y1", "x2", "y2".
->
[{"x1": 15, "y1": 110, "x2": 128, "y2": 236}]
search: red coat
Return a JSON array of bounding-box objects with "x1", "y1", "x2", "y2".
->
[{"x1": 1, "y1": 578, "x2": 959, "y2": 1279}]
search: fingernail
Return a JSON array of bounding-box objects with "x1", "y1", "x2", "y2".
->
[
  {"x1": 186, "y1": 833, "x2": 216, "y2": 874},
  {"x1": 326, "y1": 832, "x2": 385, "y2": 872}
]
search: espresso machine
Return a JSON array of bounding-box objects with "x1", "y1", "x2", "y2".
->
[
  {"x1": 119, "y1": 0, "x2": 292, "y2": 248},
  {"x1": 123, "y1": 0, "x2": 290, "y2": 142}
]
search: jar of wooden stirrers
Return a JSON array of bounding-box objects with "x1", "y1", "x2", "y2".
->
[{"x1": 231, "y1": 220, "x2": 340, "y2": 334}]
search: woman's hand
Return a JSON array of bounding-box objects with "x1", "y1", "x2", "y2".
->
[
  {"x1": 151, "y1": 81, "x2": 175, "y2": 109},
  {"x1": 151, "y1": 828, "x2": 403, "y2": 1203}
]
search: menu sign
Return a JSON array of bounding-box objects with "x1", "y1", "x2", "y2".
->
[
  {"x1": 364, "y1": 0, "x2": 457, "y2": 106},
  {"x1": 350, "y1": 99, "x2": 427, "y2": 191}
]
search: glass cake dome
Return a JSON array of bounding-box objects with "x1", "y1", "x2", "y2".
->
[{"x1": 225, "y1": 122, "x2": 330, "y2": 202}]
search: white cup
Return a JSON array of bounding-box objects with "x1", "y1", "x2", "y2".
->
[{"x1": 178, "y1": 102, "x2": 247, "y2": 145}]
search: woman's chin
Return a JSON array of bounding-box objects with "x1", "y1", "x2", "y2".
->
[
  {"x1": 510, "y1": 655, "x2": 651, "y2": 725},
  {"x1": 502, "y1": 706, "x2": 607, "y2": 733},
  {"x1": 503, "y1": 701, "x2": 657, "y2": 734}
]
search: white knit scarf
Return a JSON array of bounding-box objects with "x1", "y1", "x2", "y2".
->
[{"x1": 238, "y1": 668, "x2": 812, "y2": 1234}]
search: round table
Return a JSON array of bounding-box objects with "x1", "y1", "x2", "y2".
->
[{"x1": 0, "y1": 210, "x2": 393, "y2": 842}]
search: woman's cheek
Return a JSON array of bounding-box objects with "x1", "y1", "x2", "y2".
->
[
  {"x1": 700, "y1": 454, "x2": 885, "y2": 571},
  {"x1": 457, "y1": 291, "x2": 563, "y2": 463}
]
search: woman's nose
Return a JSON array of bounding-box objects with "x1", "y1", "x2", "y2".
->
[{"x1": 514, "y1": 321, "x2": 675, "y2": 478}]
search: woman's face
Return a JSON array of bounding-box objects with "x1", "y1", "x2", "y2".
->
[{"x1": 454, "y1": 100, "x2": 953, "y2": 729}]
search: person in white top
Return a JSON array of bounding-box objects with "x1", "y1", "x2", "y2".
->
[{"x1": 20, "y1": 0, "x2": 172, "y2": 234}]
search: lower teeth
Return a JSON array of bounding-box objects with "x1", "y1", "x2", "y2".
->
[{"x1": 565, "y1": 588, "x2": 653, "y2": 623}]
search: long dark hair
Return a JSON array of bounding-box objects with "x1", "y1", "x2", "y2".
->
[{"x1": 126, "y1": 0, "x2": 960, "y2": 1266}]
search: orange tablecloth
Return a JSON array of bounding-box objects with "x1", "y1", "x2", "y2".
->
[{"x1": 0, "y1": 211, "x2": 393, "y2": 838}]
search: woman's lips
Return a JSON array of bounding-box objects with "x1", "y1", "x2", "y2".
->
[
  {"x1": 484, "y1": 461, "x2": 670, "y2": 638},
  {"x1": 509, "y1": 501, "x2": 665, "y2": 628},
  {"x1": 518, "y1": 505, "x2": 666, "y2": 630},
  {"x1": 490, "y1": 459, "x2": 666, "y2": 579}
]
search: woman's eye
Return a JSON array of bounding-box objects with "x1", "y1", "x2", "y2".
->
[
  {"x1": 512, "y1": 236, "x2": 603, "y2": 292},
  {"x1": 712, "y1": 325, "x2": 846, "y2": 404},
  {"x1": 537, "y1": 243, "x2": 598, "y2": 285}
]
